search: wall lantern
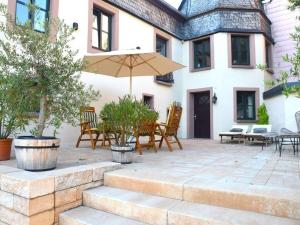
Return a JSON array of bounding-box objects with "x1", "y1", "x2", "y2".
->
[
  {"x1": 212, "y1": 93, "x2": 218, "y2": 104},
  {"x1": 73, "y1": 22, "x2": 79, "y2": 31}
]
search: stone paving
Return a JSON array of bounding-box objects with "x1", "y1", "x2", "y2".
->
[{"x1": 1, "y1": 139, "x2": 299, "y2": 190}]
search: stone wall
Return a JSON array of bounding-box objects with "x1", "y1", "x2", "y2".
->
[{"x1": 0, "y1": 162, "x2": 121, "y2": 225}]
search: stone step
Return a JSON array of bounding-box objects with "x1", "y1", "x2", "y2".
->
[
  {"x1": 104, "y1": 168, "x2": 300, "y2": 220},
  {"x1": 82, "y1": 186, "x2": 300, "y2": 225},
  {"x1": 59, "y1": 206, "x2": 146, "y2": 225}
]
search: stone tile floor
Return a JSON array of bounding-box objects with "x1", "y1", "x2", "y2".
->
[{"x1": 1, "y1": 139, "x2": 299, "y2": 190}]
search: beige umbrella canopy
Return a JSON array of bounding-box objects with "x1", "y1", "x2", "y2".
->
[{"x1": 83, "y1": 49, "x2": 185, "y2": 95}]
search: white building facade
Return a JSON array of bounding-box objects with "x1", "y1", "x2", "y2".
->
[{"x1": 2, "y1": 0, "x2": 298, "y2": 144}]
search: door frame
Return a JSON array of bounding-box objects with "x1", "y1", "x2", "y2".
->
[{"x1": 187, "y1": 87, "x2": 213, "y2": 139}]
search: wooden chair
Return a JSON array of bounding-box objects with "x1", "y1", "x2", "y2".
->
[
  {"x1": 98, "y1": 121, "x2": 114, "y2": 147},
  {"x1": 134, "y1": 120, "x2": 157, "y2": 155},
  {"x1": 76, "y1": 107, "x2": 100, "y2": 149},
  {"x1": 156, "y1": 103, "x2": 183, "y2": 151}
]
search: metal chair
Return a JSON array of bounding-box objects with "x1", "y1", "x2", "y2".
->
[{"x1": 295, "y1": 111, "x2": 300, "y2": 133}]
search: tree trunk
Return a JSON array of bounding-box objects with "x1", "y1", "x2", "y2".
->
[{"x1": 37, "y1": 96, "x2": 47, "y2": 137}]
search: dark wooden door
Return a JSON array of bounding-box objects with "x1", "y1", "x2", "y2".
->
[{"x1": 194, "y1": 92, "x2": 211, "y2": 138}]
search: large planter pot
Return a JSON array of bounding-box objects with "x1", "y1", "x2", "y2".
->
[
  {"x1": 0, "y1": 138, "x2": 12, "y2": 161},
  {"x1": 14, "y1": 136, "x2": 60, "y2": 171},
  {"x1": 111, "y1": 144, "x2": 134, "y2": 164}
]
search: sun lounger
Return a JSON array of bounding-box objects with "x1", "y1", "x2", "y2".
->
[
  {"x1": 219, "y1": 125, "x2": 249, "y2": 143},
  {"x1": 243, "y1": 125, "x2": 272, "y2": 144}
]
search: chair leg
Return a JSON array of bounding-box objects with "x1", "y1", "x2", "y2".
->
[
  {"x1": 159, "y1": 136, "x2": 164, "y2": 148},
  {"x1": 94, "y1": 133, "x2": 100, "y2": 149},
  {"x1": 164, "y1": 136, "x2": 173, "y2": 152},
  {"x1": 88, "y1": 131, "x2": 95, "y2": 149},
  {"x1": 135, "y1": 136, "x2": 142, "y2": 155},
  {"x1": 76, "y1": 134, "x2": 83, "y2": 148},
  {"x1": 175, "y1": 135, "x2": 183, "y2": 150}
]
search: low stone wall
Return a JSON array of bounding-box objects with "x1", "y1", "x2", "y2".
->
[{"x1": 0, "y1": 162, "x2": 121, "y2": 225}]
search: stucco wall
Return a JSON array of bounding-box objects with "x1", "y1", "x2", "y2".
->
[{"x1": 265, "y1": 95, "x2": 300, "y2": 132}]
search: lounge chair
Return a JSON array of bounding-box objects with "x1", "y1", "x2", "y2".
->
[
  {"x1": 243, "y1": 125, "x2": 272, "y2": 145},
  {"x1": 219, "y1": 125, "x2": 249, "y2": 143},
  {"x1": 156, "y1": 103, "x2": 183, "y2": 151},
  {"x1": 134, "y1": 120, "x2": 157, "y2": 155},
  {"x1": 76, "y1": 106, "x2": 100, "y2": 149}
]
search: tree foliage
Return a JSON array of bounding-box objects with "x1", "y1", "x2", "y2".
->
[
  {"x1": 0, "y1": 4, "x2": 99, "y2": 137},
  {"x1": 288, "y1": 0, "x2": 300, "y2": 10},
  {"x1": 100, "y1": 96, "x2": 158, "y2": 146}
]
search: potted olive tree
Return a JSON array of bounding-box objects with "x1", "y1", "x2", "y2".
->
[
  {"x1": 0, "y1": 5, "x2": 99, "y2": 170},
  {"x1": 100, "y1": 96, "x2": 158, "y2": 164},
  {"x1": 0, "y1": 74, "x2": 27, "y2": 161}
]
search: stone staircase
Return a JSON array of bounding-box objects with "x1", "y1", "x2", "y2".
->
[{"x1": 59, "y1": 167, "x2": 300, "y2": 225}]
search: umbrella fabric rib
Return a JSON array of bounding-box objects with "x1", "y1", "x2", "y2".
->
[
  {"x1": 115, "y1": 56, "x2": 129, "y2": 77},
  {"x1": 138, "y1": 55, "x2": 163, "y2": 76},
  {"x1": 132, "y1": 56, "x2": 157, "y2": 68}
]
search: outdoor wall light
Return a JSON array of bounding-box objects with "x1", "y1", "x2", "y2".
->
[
  {"x1": 73, "y1": 22, "x2": 79, "y2": 31},
  {"x1": 212, "y1": 93, "x2": 218, "y2": 104}
]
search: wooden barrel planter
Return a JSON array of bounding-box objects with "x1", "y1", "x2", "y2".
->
[
  {"x1": 14, "y1": 136, "x2": 60, "y2": 171},
  {"x1": 0, "y1": 139, "x2": 12, "y2": 161},
  {"x1": 111, "y1": 145, "x2": 134, "y2": 164}
]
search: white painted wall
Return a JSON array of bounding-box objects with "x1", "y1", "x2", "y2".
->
[
  {"x1": 265, "y1": 95, "x2": 300, "y2": 132},
  {"x1": 179, "y1": 33, "x2": 267, "y2": 139}
]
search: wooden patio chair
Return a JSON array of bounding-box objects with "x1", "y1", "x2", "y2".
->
[
  {"x1": 134, "y1": 120, "x2": 157, "y2": 155},
  {"x1": 76, "y1": 106, "x2": 100, "y2": 149},
  {"x1": 156, "y1": 103, "x2": 183, "y2": 151}
]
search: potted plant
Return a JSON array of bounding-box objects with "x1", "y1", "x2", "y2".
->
[
  {"x1": 0, "y1": 75, "x2": 27, "y2": 161},
  {"x1": 100, "y1": 96, "x2": 158, "y2": 164},
  {"x1": 0, "y1": 4, "x2": 99, "y2": 170}
]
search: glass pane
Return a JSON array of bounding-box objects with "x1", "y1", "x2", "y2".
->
[
  {"x1": 156, "y1": 37, "x2": 167, "y2": 57},
  {"x1": 92, "y1": 29, "x2": 99, "y2": 48},
  {"x1": 16, "y1": 3, "x2": 29, "y2": 25},
  {"x1": 101, "y1": 14, "x2": 109, "y2": 32},
  {"x1": 101, "y1": 32, "x2": 109, "y2": 51},
  {"x1": 194, "y1": 39, "x2": 210, "y2": 68},
  {"x1": 35, "y1": 0, "x2": 48, "y2": 10},
  {"x1": 93, "y1": 15, "x2": 98, "y2": 29},
  {"x1": 34, "y1": 10, "x2": 46, "y2": 32}
]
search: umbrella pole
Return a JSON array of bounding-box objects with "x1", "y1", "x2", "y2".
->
[{"x1": 129, "y1": 67, "x2": 132, "y2": 96}]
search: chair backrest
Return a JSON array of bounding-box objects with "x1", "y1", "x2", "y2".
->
[
  {"x1": 165, "y1": 104, "x2": 182, "y2": 135},
  {"x1": 231, "y1": 125, "x2": 250, "y2": 134},
  {"x1": 80, "y1": 107, "x2": 98, "y2": 129},
  {"x1": 250, "y1": 124, "x2": 272, "y2": 133},
  {"x1": 295, "y1": 111, "x2": 300, "y2": 133},
  {"x1": 137, "y1": 120, "x2": 157, "y2": 136}
]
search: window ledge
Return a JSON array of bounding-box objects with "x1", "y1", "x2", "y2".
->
[
  {"x1": 190, "y1": 67, "x2": 211, "y2": 73},
  {"x1": 155, "y1": 80, "x2": 173, "y2": 86},
  {"x1": 231, "y1": 65, "x2": 254, "y2": 69},
  {"x1": 236, "y1": 119, "x2": 258, "y2": 123}
]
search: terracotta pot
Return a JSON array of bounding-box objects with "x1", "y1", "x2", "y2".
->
[{"x1": 0, "y1": 138, "x2": 12, "y2": 161}]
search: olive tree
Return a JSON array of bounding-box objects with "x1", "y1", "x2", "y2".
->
[{"x1": 0, "y1": 4, "x2": 99, "y2": 137}]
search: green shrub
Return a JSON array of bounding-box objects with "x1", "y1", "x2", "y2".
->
[{"x1": 257, "y1": 104, "x2": 269, "y2": 125}]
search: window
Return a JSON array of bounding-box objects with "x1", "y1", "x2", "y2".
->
[
  {"x1": 193, "y1": 38, "x2": 211, "y2": 69},
  {"x1": 16, "y1": 0, "x2": 50, "y2": 32},
  {"x1": 265, "y1": 41, "x2": 272, "y2": 69},
  {"x1": 237, "y1": 91, "x2": 256, "y2": 120},
  {"x1": 143, "y1": 95, "x2": 154, "y2": 110},
  {"x1": 231, "y1": 35, "x2": 250, "y2": 66},
  {"x1": 93, "y1": 8, "x2": 112, "y2": 51},
  {"x1": 156, "y1": 36, "x2": 167, "y2": 57},
  {"x1": 155, "y1": 35, "x2": 174, "y2": 84}
]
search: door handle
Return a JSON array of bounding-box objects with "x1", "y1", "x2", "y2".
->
[{"x1": 194, "y1": 115, "x2": 197, "y2": 120}]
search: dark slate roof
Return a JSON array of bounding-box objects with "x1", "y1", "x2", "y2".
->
[
  {"x1": 263, "y1": 82, "x2": 300, "y2": 99},
  {"x1": 104, "y1": 0, "x2": 272, "y2": 41},
  {"x1": 179, "y1": 0, "x2": 263, "y2": 16}
]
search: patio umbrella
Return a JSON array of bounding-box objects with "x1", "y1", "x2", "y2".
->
[{"x1": 83, "y1": 49, "x2": 185, "y2": 95}]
